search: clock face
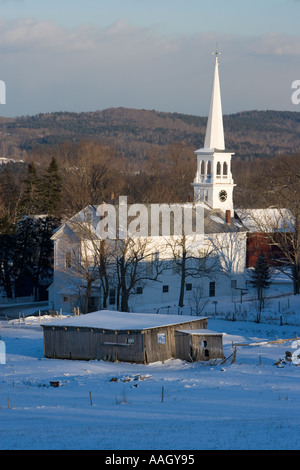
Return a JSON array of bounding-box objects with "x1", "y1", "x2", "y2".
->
[{"x1": 219, "y1": 190, "x2": 227, "y2": 202}]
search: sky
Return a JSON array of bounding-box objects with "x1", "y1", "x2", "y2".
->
[{"x1": 0, "y1": 0, "x2": 300, "y2": 117}]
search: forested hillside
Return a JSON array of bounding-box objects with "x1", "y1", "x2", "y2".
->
[{"x1": 1, "y1": 107, "x2": 300, "y2": 162}]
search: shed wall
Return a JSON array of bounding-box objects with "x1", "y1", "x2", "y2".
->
[
  {"x1": 43, "y1": 317, "x2": 209, "y2": 363},
  {"x1": 175, "y1": 332, "x2": 223, "y2": 361},
  {"x1": 143, "y1": 317, "x2": 208, "y2": 363},
  {"x1": 43, "y1": 327, "x2": 145, "y2": 362}
]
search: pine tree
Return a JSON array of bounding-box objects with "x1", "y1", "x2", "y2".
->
[
  {"x1": 18, "y1": 162, "x2": 40, "y2": 217},
  {"x1": 249, "y1": 252, "x2": 271, "y2": 317},
  {"x1": 40, "y1": 157, "x2": 62, "y2": 218}
]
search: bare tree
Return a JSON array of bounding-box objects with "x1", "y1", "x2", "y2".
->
[
  {"x1": 188, "y1": 281, "x2": 209, "y2": 316},
  {"x1": 58, "y1": 141, "x2": 126, "y2": 216},
  {"x1": 238, "y1": 155, "x2": 300, "y2": 295},
  {"x1": 168, "y1": 234, "x2": 217, "y2": 308},
  {"x1": 114, "y1": 236, "x2": 166, "y2": 312}
]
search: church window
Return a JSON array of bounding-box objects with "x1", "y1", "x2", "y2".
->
[
  {"x1": 65, "y1": 251, "x2": 72, "y2": 269},
  {"x1": 207, "y1": 161, "x2": 212, "y2": 175},
  {"x1": 216, "y1": 162, "x2": 221, "y2": 176},
  {"x1": 84, "y1": 209, "x2": 93, "y2": 223},
  {"x1": 200, "y1": 161, "x2": 205, "y2": 175},
  {"x1": 209, "y1": 281, "x2": 215, "y2": 297},
  {"x1": 223, "y1": 162, "x2": 228, "y2": 176}
]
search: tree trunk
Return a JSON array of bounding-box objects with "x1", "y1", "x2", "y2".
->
[
  {"x1": 121, "y1": 292, "x2": 130, "y2": 312},
  {"x1": 84, "y1": 280, "x2": 93, "y2": 314},
  {"x1": 292, "y1": 264, "x2": 300, "y2": 295},
  {"x1": 178, "y1": 251, "x2": 186, "y2": 308}
]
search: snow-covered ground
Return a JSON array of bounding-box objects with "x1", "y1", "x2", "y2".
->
[{"x1": 1, "y1": 283, "x2": 300, "y2": 450}]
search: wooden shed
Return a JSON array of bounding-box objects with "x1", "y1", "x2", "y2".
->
[
  {"x1": 175, "y1": 329, "x2": 224, "y2": 362},
  {"x1": 41, "y1": 310, "x2": 216, "y2": 364}
]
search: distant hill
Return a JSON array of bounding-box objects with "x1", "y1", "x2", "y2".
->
[{"x1": 1, "y1": 107, "x2": 300, "y2": 161}]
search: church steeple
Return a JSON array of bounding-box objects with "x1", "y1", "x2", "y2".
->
[
  {"x1": 192, "y1": 51, "x2": 235, "y2": 215},
  {"x1": 204, "y1": 51, "x2": 225, "y2": 150}
]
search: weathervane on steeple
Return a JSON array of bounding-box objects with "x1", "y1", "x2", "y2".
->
[{"x1": 212, "y1": 44, "x2": 221, "y2": 63}]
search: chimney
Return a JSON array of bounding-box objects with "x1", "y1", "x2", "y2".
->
[{"x1": 226, "y1": 210, "x2": 231, "y2": 224}]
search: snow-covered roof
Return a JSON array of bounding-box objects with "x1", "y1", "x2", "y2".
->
[
  {"x1": 42, "y1": 310, "x2": 208, "y2": 331},
  {"x1": 178, "y1": 329, "x2": 223, "y2": 336},
  {"x1": 235, "y1": 208, "x2": 293, "y2": 233}
]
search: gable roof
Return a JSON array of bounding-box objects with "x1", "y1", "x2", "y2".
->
[
  {"x1": 235, "y1": 208, "x2": 294, "y2": 233},
  {"x1": 42, "y1": 309, "x2": 208, "y2": 331},
  {"x1": 52, "y1": 203, "x2": 247, "y2": 242}
]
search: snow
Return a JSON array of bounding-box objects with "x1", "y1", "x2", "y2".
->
[
  {"x1": 42, "y1": 310, "x2": 208, "y2": 330},
  {"x1": 209, "y1": 214, "x2": 225, "y2": 224},
  {"x1": 178, "y1": 329, "x2": 222, "y2": 336},
  {"x1": 1, "y1": 287, "x2": 300, "y2": 450}
]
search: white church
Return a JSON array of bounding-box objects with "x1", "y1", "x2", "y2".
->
[{"x1": 48, "y1": 54, "x2": 249, "y2": 314}]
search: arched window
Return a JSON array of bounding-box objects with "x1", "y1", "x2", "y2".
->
[
  {"x1": 223, "y1": 162, "x2": 228, "y2": 176},
  {"x1": 216, "y1": 162, "x2": 221, "y2": 176},
  {"x1": 207, "y1": 161, "x2": 212, "y2": 175},
  {"x1": 200, "y1": 161, "x2": 205, "y2": 175}
]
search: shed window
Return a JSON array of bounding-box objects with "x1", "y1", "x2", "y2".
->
[
  {"x1": 136, "y1": 286, "x2": 143, "y2": 295},
  {"x1": 162, "y1": 285, "x2": 169, "y2": 293},
  {"x1": 186, "y1": 283, "x2": 192, "y2": 291},
  {"x1": 157, "y1": 333, "x2": 166, "y2": 344}
]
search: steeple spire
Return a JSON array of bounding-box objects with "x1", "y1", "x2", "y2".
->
[
  {"x1": 204, "y1": 49, "x2": 225, "y2": 150},
  {"x1": 193, "y1": 50, "x2": 235, "y2": 214}
]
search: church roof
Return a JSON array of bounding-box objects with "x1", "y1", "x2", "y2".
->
[
  {"x1": 203, "y1": 207, "x2": 247, "y2": 234},
  {"x1": 235, "y1": 208, "x2": 294, "y2": 233},
  {"x1": 52, "y1": 203, "x2": 247, "y2": 242}
]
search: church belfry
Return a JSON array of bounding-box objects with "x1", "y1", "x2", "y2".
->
[{"x1": 192, "y1": 51, "x2": 235, "y2": 215}]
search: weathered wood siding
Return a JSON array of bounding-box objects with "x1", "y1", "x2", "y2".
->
[
  {"x1": 175, "y1": 331, "x2": 223, "y2": 361},
  {"x1": 142, "y1": 317, "x2": 208, "y2": 363},
  {"x1": 43, "y1": 316, "x2": 209, "y2": 363},
  {"x1": 43, "y1": 326, "x2": 145, "y2": 362}
]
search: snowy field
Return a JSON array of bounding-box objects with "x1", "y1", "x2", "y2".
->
[{"x1": 1, "y1": 287, "x2": 300, "y2": 451}]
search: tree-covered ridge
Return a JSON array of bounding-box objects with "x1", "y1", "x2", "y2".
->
[{"x1": 1, "y1": 108, "x2": 300, "y2": 161}]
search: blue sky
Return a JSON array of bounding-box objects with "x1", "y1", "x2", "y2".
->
[
  {"x1": 0, "y1": 0, "x2": 300, "y2": 117},
  {"x1": 2, "y1": 0, "x2": 299, "y2": 36}
]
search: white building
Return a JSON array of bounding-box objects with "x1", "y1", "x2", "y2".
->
[{"x1": 48, "y1": 54, "x2": 248, "y2": 313}]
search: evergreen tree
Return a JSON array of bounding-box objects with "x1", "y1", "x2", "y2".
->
[
  {"x1": 18, "y1": 162, "x2": 40, "y2": 217},
  {"x1": 249, "y1": 252, "x2": 271, "y2": 317},
  {"x1": 40, "y1": 157, "x2": 62, "y2": 218}
]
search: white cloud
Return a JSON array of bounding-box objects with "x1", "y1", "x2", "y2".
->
[
  {"x1": 248, "y1": 33, "x2": 300, "y2": 56},
  {"x1": 0, "y1": 18, "x2": 299, "y2": 117}
]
